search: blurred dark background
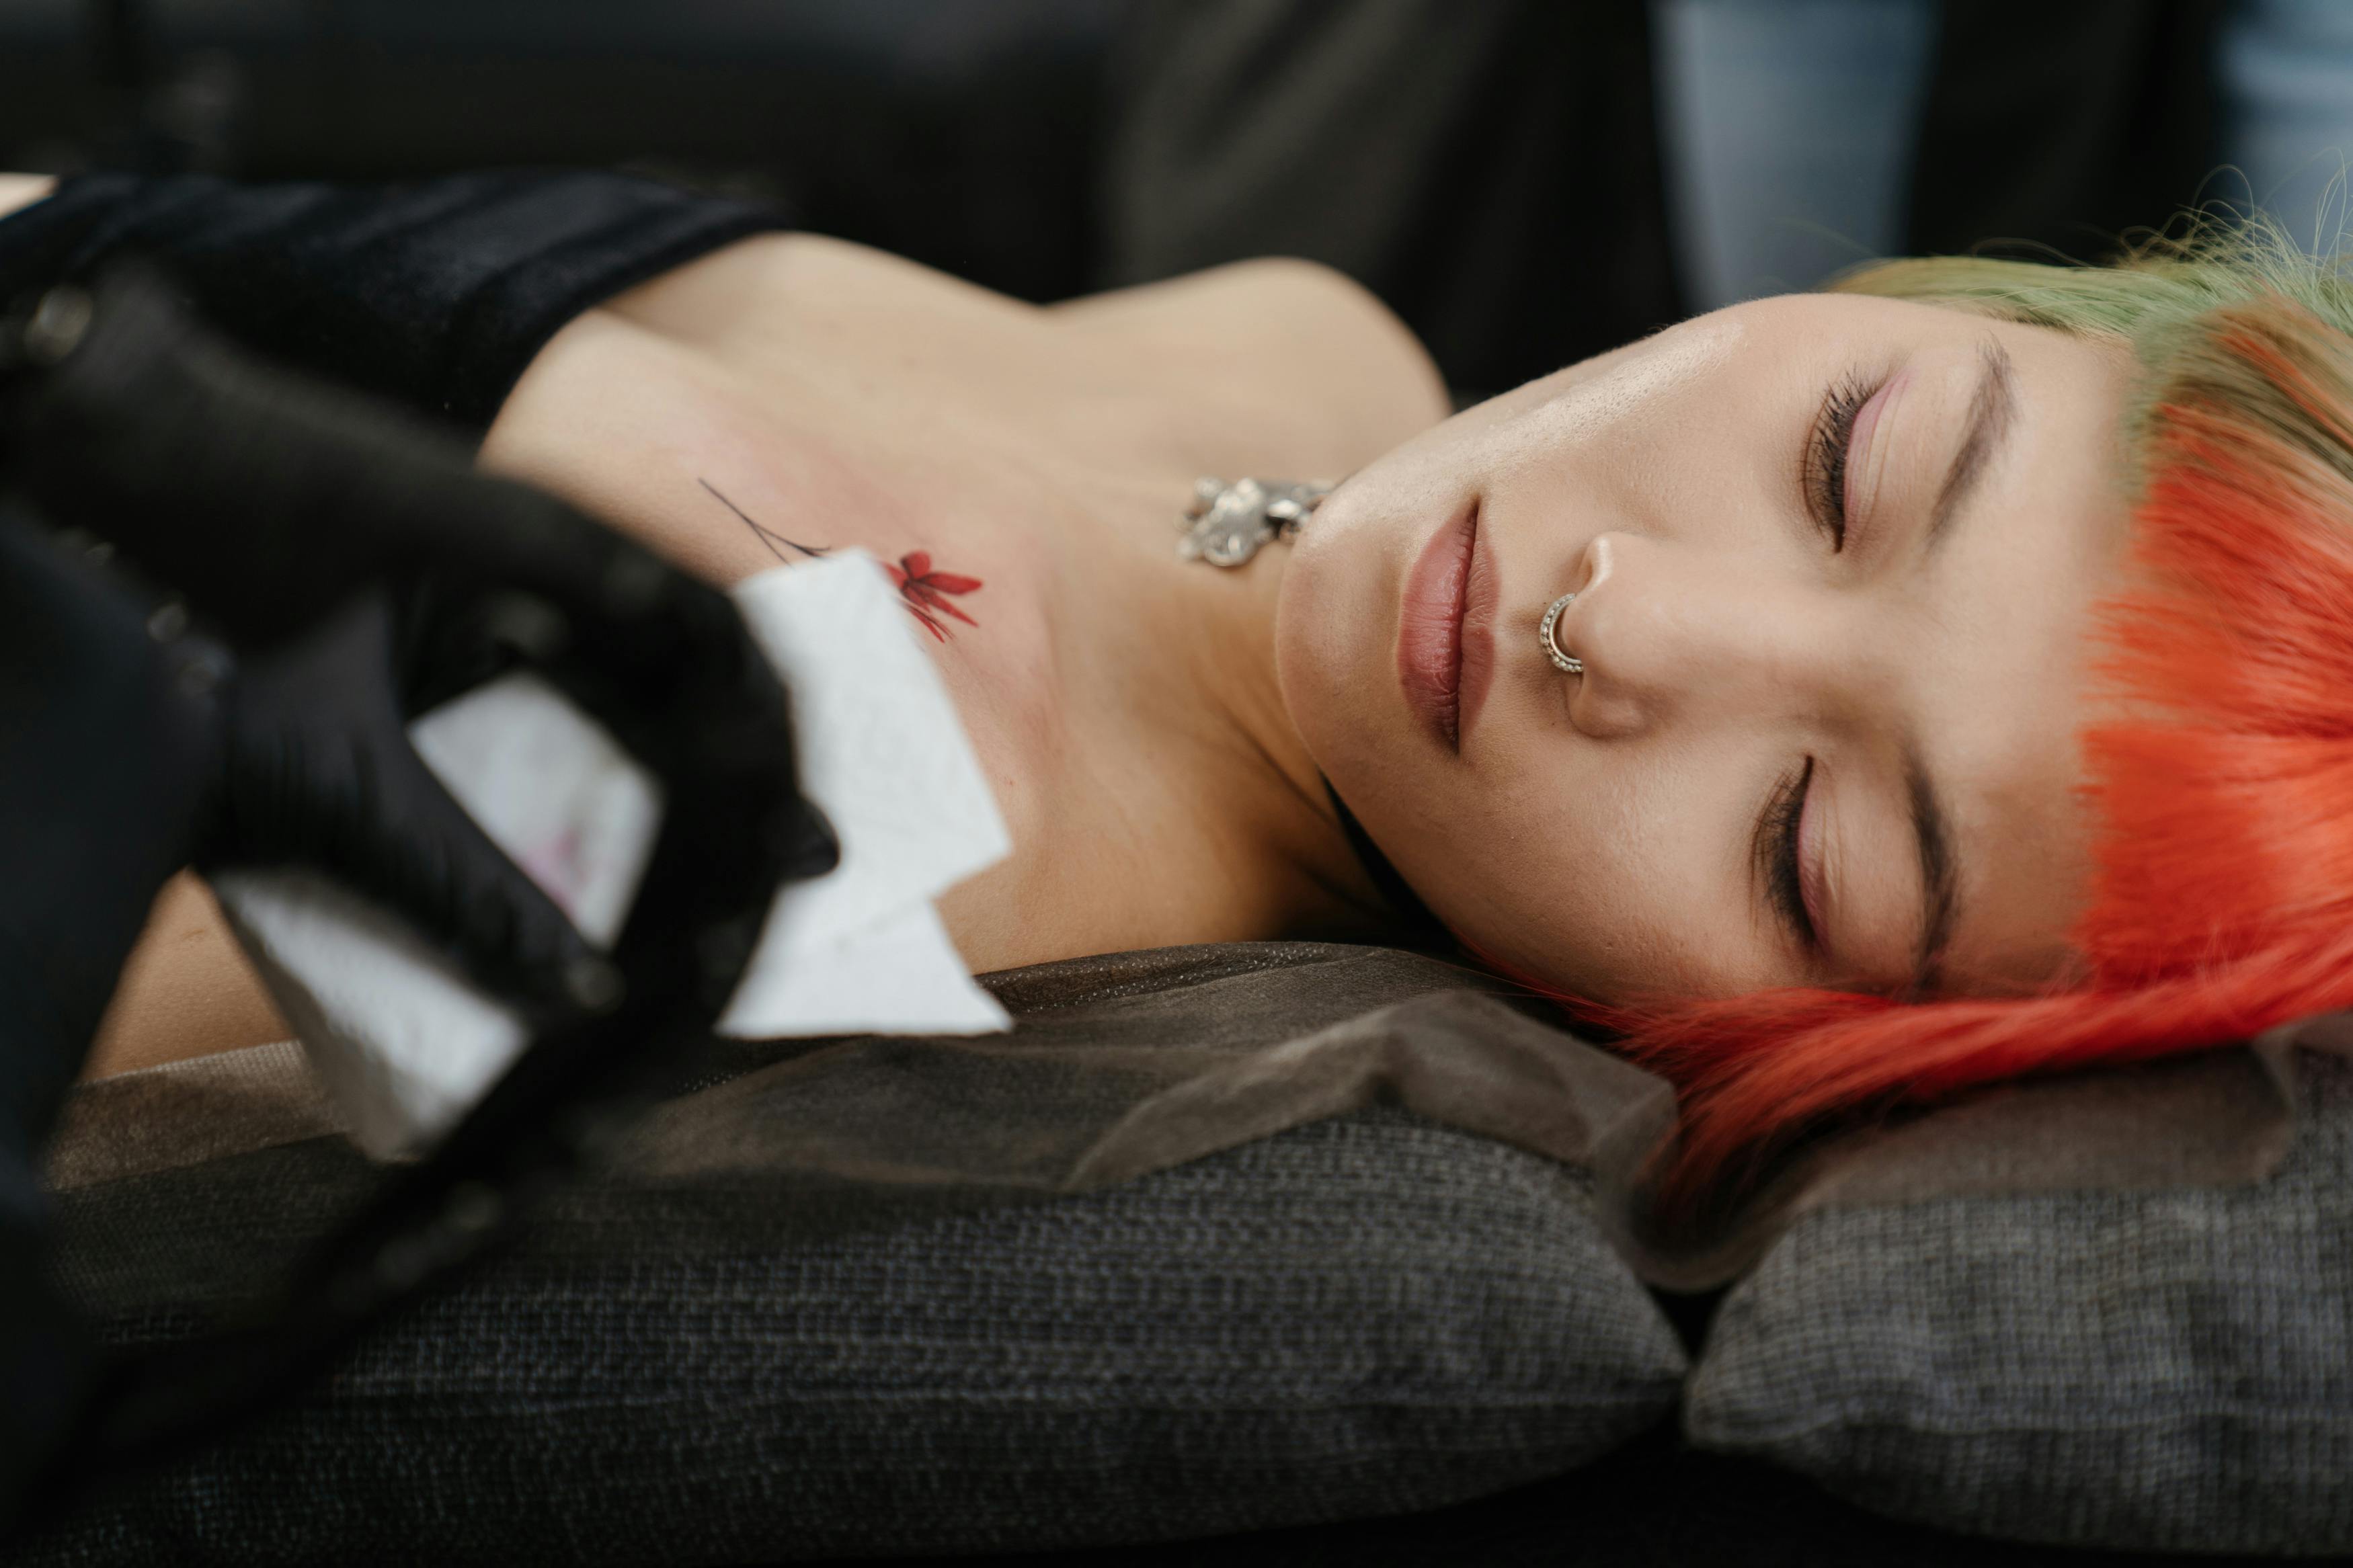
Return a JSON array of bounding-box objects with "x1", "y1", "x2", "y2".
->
[{"x1": 0, "y1": 0, "x2": 2345, "y2": 399}]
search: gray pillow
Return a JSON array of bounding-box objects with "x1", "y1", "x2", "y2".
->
[
  {"x1": 27, "y1": 1106, "x2": 1685, "y2": 1565},
  {"x1": 1685, "y1": 1048, "x2": 2353, "y2": 1555}
]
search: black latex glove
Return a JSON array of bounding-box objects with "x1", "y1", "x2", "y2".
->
[{"x1": 201, "y1": 585, "x2": 616, "y2": 1018}]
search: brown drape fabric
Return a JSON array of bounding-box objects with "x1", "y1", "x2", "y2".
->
[{"x1": 45, "y1": 942, "x2": 2326, "y2": 1290}]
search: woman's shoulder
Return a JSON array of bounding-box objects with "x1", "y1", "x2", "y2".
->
[
  {"x1": 602, "y1": 233, "x2": 1451, "y2": 467},
  {"x1": 1051, "y1": 255, "x2": 1451, "y2": 442},
  {"x1": 599, "y1": 232, "x2": 1047, "y2": 370}
]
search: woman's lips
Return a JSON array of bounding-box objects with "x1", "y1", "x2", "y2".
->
[{"x1": 1396, "y1": 501, "x2": 1494, "y2": 751}]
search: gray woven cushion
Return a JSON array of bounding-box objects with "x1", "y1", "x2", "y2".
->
[
  {"x1": 1685, "y1": 1049, "x2": 2353, "y2": 1555},
  {"x1": 28, "y1": 1106, "x2": 1685, "y2": 1565}
]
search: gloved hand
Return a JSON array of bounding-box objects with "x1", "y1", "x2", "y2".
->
[
  {"x1": 0, "y1": 265, "x2": 840, "y2": 1034},
  {"x1": 0, "y1": 501, "x2": 622, "y2": 1156},
  {"x1": 202, "y1": 585, "x2": 619, "y2": 1018},
  {"x1": 0, "y1": 501, "x2": 630, "y2": 1516},
  {"x1": 0, "y1": 270, "x2": 836, "y2": 1529},
  {"x1": 0, "y1": 380, "x2": 635, "y2": 1531}
]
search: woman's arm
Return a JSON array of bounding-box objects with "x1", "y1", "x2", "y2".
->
[{"x1": 0, "y1": 176, "x2": 56, "y2": 224}]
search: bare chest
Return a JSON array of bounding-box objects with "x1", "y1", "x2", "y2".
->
[{"x1": 476, "y1": 237, "x2": 1447, "y2": 971}]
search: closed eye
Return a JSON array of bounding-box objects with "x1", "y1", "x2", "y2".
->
[
  {"x1": 1755, "y1": 757, "x2": 1817, "y2": 950},
  {"x1": 1803, "y1": 375, "x2": 1876, "y2": 550}
]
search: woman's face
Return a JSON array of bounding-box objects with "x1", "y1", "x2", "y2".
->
[{"x1": 1276, "y1": 292, "x2": 2139, "y2": 1001}]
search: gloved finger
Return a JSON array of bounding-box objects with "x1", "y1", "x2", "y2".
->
[
  {"x1": 203, "y1": 593, "x2": 617, "y2": 1019},
  {"x1": 386, "y1": 493, "x2": 838, "y2": 891}
]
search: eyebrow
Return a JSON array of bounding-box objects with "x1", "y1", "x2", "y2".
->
[
  {"x1": 1901, "y1": 735, "x2": 1961, "y2": 995},
  {"x1": 1924, "y1": 339, "x2": 2019, "y2": 558}
]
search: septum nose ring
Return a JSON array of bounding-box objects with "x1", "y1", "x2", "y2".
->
[{"x1": 1539, "y1": 592, "x2": 1583, "y2": 675}]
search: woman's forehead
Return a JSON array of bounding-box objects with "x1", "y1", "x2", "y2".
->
[{"x1": 1895, "y1": 311, "x2": 2140, "y2": 993}]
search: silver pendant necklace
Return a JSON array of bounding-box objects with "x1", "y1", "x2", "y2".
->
[{"x1": 1178, "y1": 477, "x2": 1332, "y2": 567}]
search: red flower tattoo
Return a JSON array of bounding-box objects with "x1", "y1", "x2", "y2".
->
[
  {"x1": 699, "y1": 481, "x2": 983, "y2": 644},
  {"x1": 887, "y1": 550, "x2": 984, "y2": 641}
]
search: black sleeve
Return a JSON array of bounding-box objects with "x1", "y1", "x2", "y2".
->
[{"x1": 0, "y1": 170, "x2": 793, "y2": 438}]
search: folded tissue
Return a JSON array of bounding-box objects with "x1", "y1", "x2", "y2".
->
[{"x1": 212, "y1": 550, "x2": 1014, "y2": 1159}]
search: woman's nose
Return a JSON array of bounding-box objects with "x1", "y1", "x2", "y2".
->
[{"x1": 1549, "y1": 531, "x2": 1824, "y2": 739}]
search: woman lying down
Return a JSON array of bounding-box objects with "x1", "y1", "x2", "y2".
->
[{"x1": 4, "y1": 167, "x2": 2346, "y2": 1208}]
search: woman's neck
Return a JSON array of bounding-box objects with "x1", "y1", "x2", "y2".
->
[{"x1": 1130, "y1": 534, "x2": 1406, "y2": 945}]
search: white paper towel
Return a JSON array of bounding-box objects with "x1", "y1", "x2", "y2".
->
[
  {"x1": 214, "y1": 550, "x2": 1013, "y2": 1159},
  {"x1": 717, "y1": 550, "x2": 1012, "y2": 1036}
]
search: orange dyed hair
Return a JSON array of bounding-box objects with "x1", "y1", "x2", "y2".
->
[{"x1": 1606, "y1": 223, "x2": 2353, "y2": 1213}]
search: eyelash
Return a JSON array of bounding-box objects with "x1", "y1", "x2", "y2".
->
[
  {"x1": 1767, "y1": 757, "x2": 1817, "y2": 950},
  {"x1": 1804, "y1": 375, "x2": 1874, "y2": 550}
]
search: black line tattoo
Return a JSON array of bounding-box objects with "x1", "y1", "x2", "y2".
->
[{"x1": 702, "y1": 479, "x2": 830, "y2": 562}]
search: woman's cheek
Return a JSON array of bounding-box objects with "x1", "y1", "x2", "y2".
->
[{"x1": 1273, "y1": 569, "x2": 1369, "y2": 767}]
